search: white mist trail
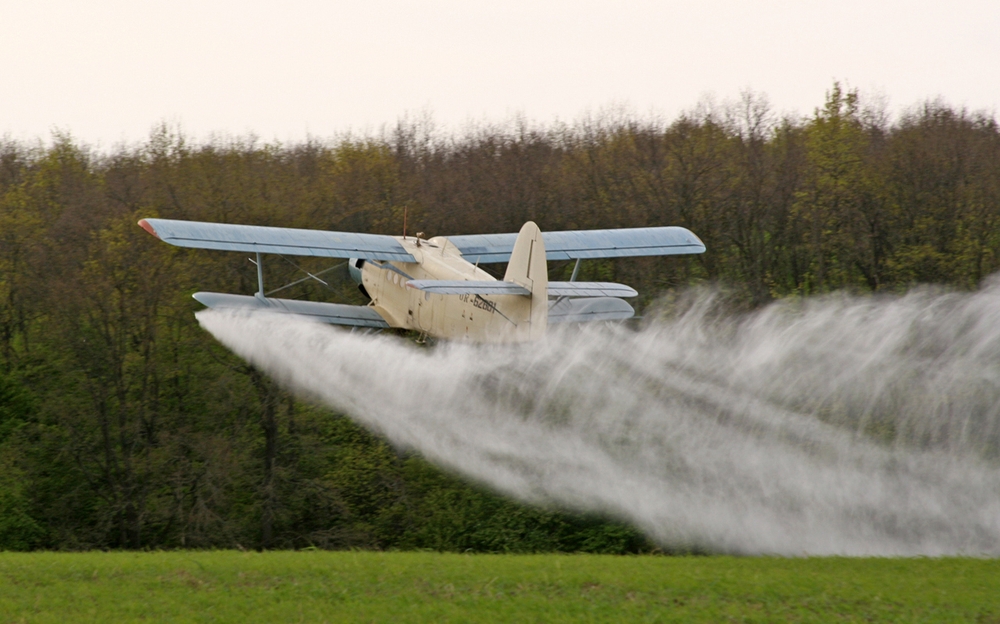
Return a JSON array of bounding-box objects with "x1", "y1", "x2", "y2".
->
[{"x1": 197, "y1": 281, "x2": 1000, "y2": 555}]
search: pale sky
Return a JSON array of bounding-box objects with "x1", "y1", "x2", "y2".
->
[{"x1": 2, "y1": 0, "x2": 998, "y2": 146}]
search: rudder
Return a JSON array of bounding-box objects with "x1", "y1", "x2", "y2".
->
[{"x1": 503, "y1": 221, "x2": 548, "y2": 340}]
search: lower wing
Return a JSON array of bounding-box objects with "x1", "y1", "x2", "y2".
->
[
  {"x1": 193, "y1": 291, "x2": 631, "y2": 326},
  {"x1": 192, "y1": 292, "x2": 390, "y2": 328},
  {"x1": 548, "y1": 297, "x2": 635, "y2": 324}
]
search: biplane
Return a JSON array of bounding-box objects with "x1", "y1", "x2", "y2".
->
[{"x1": 138, "y1": 218, "x2": 705, "y2": 343}]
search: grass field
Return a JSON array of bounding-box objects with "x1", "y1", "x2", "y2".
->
[{"x1": 1, "y1": 551, "x2": 998, "y2": 623}]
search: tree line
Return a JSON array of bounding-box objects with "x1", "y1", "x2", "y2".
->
[{"x1": 1, "y1": 85, "x2": 998, "y2": 550}]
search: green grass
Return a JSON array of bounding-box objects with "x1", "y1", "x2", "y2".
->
[{"x1": 0, "y1": 551, "x2": 998, "y2": 623}]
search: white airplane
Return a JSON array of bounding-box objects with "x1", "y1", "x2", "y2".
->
[{"x1": 139, "y1": 218, "x2": 705, "y2": 343}]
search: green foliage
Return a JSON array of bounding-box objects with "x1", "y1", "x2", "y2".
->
[
  {"x1": 0, "y1": 88, "x2": 998, "y2": 552},
  {"x1": 393, "y1": 457, "x2": 651, "y2": 553},
  {"x1": 0, "y1": 374, "x2": 43, "y2": 550},
  {"x1": 0, "y1": 451, "x2": 44, "y2": 550},
  {"x1": 0, "y1": 373, "x2": 33, "y2": 442}
]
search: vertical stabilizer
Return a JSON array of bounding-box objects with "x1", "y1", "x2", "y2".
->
[{"x1": 503, "y1": 221, "x2": 548, "y2": 340}]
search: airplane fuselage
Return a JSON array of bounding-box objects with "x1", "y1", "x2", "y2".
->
[{"x1": 355, "y1": 235, "x2": 538, "y2": 343}]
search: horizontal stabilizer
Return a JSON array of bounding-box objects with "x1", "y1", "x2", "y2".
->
[
  {"x1": 548, "y1": 297, "x2": 635, "y2": 324},
  {"x1": 405, "y1": 280, "x2": 531, "y2": 296},
  {"x1": 139, "y1": 218, "x2": 415, "y2": 262},
  {"x1": 547, "y1": 282, "x2": 637, "y2": 298},
  {"x1": 449, "y1": 226, "x2": 705, "y2": 263},
  {"x1": 405, "y1": 280, "x2": 636, "y2": 298},
  {"x1": 192, "y1": 292, "x2": 390, "y2": 328}
]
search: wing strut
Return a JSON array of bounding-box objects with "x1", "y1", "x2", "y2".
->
[
  {"x1": 552, "y1": 258, "x2": 583, "y2": 308},
  {"x1": 255, "y1": 253, "x2": 264, "y2": 297}
]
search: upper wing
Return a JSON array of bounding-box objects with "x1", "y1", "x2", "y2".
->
[
  {"x1": 139, "y1": 218, "x2": 415, "y2": 262},
  {"x1": 139, "y1": 218, "x2": 703, "y2": 264},
  {"x1": 447, "y1": 226, "x2": 705, "y2": 263}
]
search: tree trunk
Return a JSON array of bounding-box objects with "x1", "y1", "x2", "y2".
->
[{"x1": 250, "y1": 367, "x2": 279, "y2": 550}]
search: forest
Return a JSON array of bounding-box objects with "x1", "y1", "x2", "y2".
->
[{"x1": 1, "y1": 84, "x2": 998, "y2": 551}]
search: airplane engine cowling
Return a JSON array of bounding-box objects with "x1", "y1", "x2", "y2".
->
[
  {"x1": 348, "y1": 258, "x2": 372, "y2": 299},
  {"x1": 348, "y1": 258, "x2": 364, "y2": 284}
]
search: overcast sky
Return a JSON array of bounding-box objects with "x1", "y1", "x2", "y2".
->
[{"x1": 2, "y1": 0, "x2": 998, "y2": 146}]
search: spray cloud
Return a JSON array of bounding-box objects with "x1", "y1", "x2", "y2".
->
[{"x1": 197, "y1": 280, "x2": 1000, "y2": 555}]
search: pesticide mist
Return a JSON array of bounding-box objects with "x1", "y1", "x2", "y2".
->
[{"x1": 197, "y1": 280, "x2": 1000, "y2": 556}]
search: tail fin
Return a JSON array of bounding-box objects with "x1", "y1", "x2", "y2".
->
[{"x1": 503, "y1": 221, "x2": 548, "y2": 339}]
